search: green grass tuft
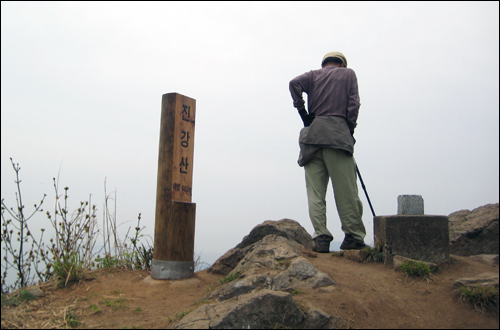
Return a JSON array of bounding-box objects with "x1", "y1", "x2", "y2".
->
[
  {"x1": 175, "y1": 310, "x2": 190, "y2": 319},
  {"x1": 458, "y1": 285, "x2": 499, "y2": 314},
  {"x1": 90, "y1": 304, "x2": 102, "y2": 314},
  {"x1": 398, "y1": 260, "x2": 432, "y2": 278},
  {"x1": 52, "y1": 253, "x2": 84, "y2": 286},
  {"x1": 65, "y1": 308, "x2": 81, "y2": 328},
  {"x1": 218, "y1": 271, "x2": 243, "y2": 285},
  {"x1": 102, "y1": 297, "x2": 127, "y2": 311},
  {"x1": 1, "y1": 289, "x2": 36, "y2": 307},
  {"x1": 363, "y1": 246, "x2": 385, "y2": 263}
]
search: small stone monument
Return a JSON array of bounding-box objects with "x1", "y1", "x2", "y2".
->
[
  {"x1": 397, "y1": 195, "x2": 424, "y2": 215},
  {"x1": 151, "y1": 93, "x2": 196, "y2": 280},
  {"x1": 374, "y1": 195, "x2": 449, "y2": 265}
]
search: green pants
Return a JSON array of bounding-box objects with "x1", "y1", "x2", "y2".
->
[{"x1": 304, "y1": 148, "x2": 366, "y2": 242}]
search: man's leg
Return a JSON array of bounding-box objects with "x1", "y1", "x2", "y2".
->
[
  {"x1": 322, "y1": 148, "x2": 366, "y2": 243},
  {"x1": 304, "y1": 150, "x2": 334, "y2": 240}
]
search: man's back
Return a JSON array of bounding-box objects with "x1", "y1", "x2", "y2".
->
[{"x1": 289, "y1": 65, "x2": 360, "y2": 133}]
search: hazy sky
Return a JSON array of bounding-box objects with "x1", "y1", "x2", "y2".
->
[{"x1": 2, "y1": 2, "x2": 499, "y2": 264}]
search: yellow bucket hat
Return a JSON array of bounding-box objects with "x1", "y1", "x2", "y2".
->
[{"x1": 322, "y1": 52, "x2": 347, "y2": 67}]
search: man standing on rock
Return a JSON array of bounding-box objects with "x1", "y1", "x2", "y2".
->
[{"x1": 289, "y1": 51, "x2": 366, "y2": 253}]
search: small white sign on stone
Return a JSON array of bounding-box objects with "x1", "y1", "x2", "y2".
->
[{"x1": 397, "y1": 195, "x2": 424, "y2": 215}]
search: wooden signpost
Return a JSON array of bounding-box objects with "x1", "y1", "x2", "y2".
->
[{"x1": 151, "y1": 93, "x2": 196, "y2": 280}]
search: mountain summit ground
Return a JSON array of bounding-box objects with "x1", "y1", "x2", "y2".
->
[{"x1": 1, "y1": 252, "x2": 498, "y2": 329}]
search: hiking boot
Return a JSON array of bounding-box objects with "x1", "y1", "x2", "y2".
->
[
  {"x1": 340, "y1": 234, "x2": 366, "y2": 250},
  {"x1": 312, "y1": 235, "x2": 333, "y2": 253}
]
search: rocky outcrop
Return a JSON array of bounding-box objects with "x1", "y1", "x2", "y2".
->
[
  {"x1": 207, "y1": 220, "x2": 335, "y2": 299},
  {"x1": 272, "y1": 257, "x2": 335, "y2": 292},
  {"x1": 184, "y1": 219, "x2": 337, "y2": 329},
  {"x1": 343, "y1": 249, "x2": 371, "y2": 263},
  {"x1": 206, "y1": 244, "x2": 254, "y2": 276},
  {"x1": 453, "y1": 272, "x2": 499, "y2": 288},
  {"x1": 467, "y1": 254, "x2": 499, "y2": 267},
  {"x1": 173, "y1": 210, "x2": 499, "y2": 329},
  {"x1": 208, "y1": 219, "x2": 313, "y2": 276},
  {"x1": 173, "y1": 289, "x2": 304, "y2": 329},
  {"x1": 174, "y1": 289, "x2": 340, "y2": 329},
  {"x1": 302, "y1": 303, "x2": 339, "y2": 329},
  {"x1": 231, "y1": 235, "x2": 305, "y2": 275},
  {"x1": 236, "y1": 219, "x2": 314, "y2": 251},
  {"x1": 448, "y1": 203, "x2": 499, "y2": 256},
  {"x1": 207, "y1": 274, "x2": 271, "y2": 301}
]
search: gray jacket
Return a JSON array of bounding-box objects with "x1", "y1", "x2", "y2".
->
[
  {"x1": 290, "y1": 66, "x2": 360, "y2": 133},
  {"x1": 298, "y1": 116, "x2": 355, "y2": 167}
]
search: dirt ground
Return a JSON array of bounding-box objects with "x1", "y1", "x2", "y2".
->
[{"x1": 1, "y1": 254, "x2": 498, "y2": 329}]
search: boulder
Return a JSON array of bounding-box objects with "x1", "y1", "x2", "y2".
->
[
  {"x1": 180, "y1": 220, "x2": 340, "y2": 329},
  {"x1": 236, "y1": 219, "x2": 314, "y2": 250},
  {"x1": 231, "y1": 235, "x2": 304, "y2": 275},
  {"x1": 207, "y1": 274, "x2": 271, "y2": 301},
  {"x1": 206, "y1": 219, "x2": 334, "y2": 297},
  {"x1": 448, "y1": 203, "x2": 499, "y2": 256},
  {"x1": 272, "y1": 257, "x2": 335, "y2": 292},
  {"x1": 207, "y1": 245, "x2": 253, "y2": 275},
  {"x1": 467, "y1": 254, "x2": 499, "y2": 267},
  {"x1": 173, "y1": 289, "x2": 304, "y2": 329},
  {"x1": 302, "y1": 303, "x2": 339, "y2": 329},
  {"x1": 453, "y1": 272, "x2": 499, "y2": 288},
  {"x1": 343, "y1": 249, "x2": 371, "y2": 263},
  {"x1": 208, "y1": 219, "x2": 313, "y2": 276}
]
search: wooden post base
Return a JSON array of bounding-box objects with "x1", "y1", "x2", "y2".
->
[{"x1": 152, "y1": 201, "x2": 196, "y2": 280}]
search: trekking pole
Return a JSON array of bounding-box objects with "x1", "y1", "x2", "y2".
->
[{"x1": 355, "y1": 164, "x2": 376, "y2": 217}]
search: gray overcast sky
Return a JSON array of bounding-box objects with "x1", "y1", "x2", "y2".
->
[{"x1": 2, "y1": 2, "x2": 499, "y2": 264}]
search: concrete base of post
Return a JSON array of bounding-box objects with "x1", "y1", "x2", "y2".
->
[
  {"x1": 151, "y1": 259, "x2": 194, "y2": 280},
  {"x1": 374, "y1": 215, "x2": 450, "y2": 265}
]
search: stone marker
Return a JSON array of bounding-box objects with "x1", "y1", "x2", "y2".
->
[
  {"x1": 152, "y1": 93, "x2": 196, "y2": 280},
  {"x1": 397, "y1": 195, "x2": 424, "y2": 215},
  {"x1": 374, "y1": 195, "x2": 449, "y2": 265}
]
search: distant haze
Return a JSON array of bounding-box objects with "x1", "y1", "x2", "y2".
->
[{"x1": 1, "y1": 2, "x2": 498, "y2": 265}]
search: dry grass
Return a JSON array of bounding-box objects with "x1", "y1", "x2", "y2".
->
[
  {"x1": 456, "y1": 285, "x2": 499, "y2": 314},
  {"x1": 1, "y1": 159, "x2": 154, "y2": 296},
  {"x1": 1, "y1": 267, "x2": 127, "y2": 329}
]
